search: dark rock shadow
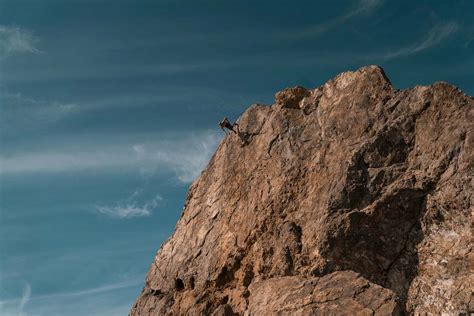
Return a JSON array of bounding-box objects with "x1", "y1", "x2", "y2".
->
[
  {"x1": 237, "y1": 131, "x2": 260, "y2": 146},
  {"x1": 324, "y1": 188, "x2": 428, "y2": 314},
  {"x1": 321, "y1": 126, "x2": 432, "y2": 313}
]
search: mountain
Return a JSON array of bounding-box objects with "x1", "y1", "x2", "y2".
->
[{"x1": 130, "y1": 66, "x2": 473, "y2": 315}]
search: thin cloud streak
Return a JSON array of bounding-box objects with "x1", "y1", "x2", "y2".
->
[
  {"x1": 0, "y1": 85, "x2": 239, "y2": 136},
  {"x1": 0, "y1": 283, "x2": 31, "y2": 316},
  {"x1": 279, "y1": 0, "x2": 383, "y2": 38},
  {"x1": 41, "y1": 279, "x2": 141, "y2": 300},
  {"x1": 380, "y1": 22, "x2": 459, "y2": 60},
  {"x1": 290, "y1": 21, "x2": 461, "y2": 64},
  {"x1": 0, "y1": 89, "x2": 80, "y2": 134},
  {"x1": 0, "y1": 130, "x2": 220, "y2": 183},
  {"x1": 95, "y1": 203, "x2": 152, "y2": 218},
  {"x1": 18, "y1": 283, "x2": 31, "y2": 316},
  {"x1": 1, "y1": 61, "x2": 227, "y2": 83},
  {"x1": 0, "y1": 279, "x2": 141, "y2": 306},
  {"x1": 95, "y1": 193, "x2": 163, "y2": 219}
]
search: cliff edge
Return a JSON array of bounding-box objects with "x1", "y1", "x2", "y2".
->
[{"x1": 131, "y1": 66, "x2": 473, "y2": 315}]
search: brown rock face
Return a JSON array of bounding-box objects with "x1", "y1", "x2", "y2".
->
[
  {"x1": 130, "y1": 65, "x2": 473, "y2": 315},
  {"x1": 248, "y1": 271, "x2": 401, "y2": 315}
]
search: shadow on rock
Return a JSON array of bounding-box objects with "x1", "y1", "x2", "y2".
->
[
  {"x1": 322, "y1": 187, "x2": 428, "y2": 313},
  {"x1": 237, "y1": 131, "x2": 260, "y2": 146}
]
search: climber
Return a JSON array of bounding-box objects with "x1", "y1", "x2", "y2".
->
[{"x1": 219, "y1": 117, "x2": 239, "y2": 135}]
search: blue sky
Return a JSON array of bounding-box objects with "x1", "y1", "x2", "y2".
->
[{"x1": 0, "y1": 0, "x2": 472, "y2": 315}]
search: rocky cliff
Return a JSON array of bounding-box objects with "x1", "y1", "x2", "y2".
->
[{"x1": 130, "y1": 66, "x2": 473, "y2": 315}]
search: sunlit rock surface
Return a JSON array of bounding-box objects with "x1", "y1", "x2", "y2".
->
[{"x1": 131, "y1": 65, "x2": 473, "y2": 315}]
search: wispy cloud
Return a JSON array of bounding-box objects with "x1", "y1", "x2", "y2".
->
[
  {"x1": 0, "y1": 26, "x2": 41, "y2": 58},
  {"x1": 380, "y1": 22, "x2": 459, "y2": 60},
  {"x1": 0, "y1": 279, "x2": 140, "y2": 306},
  {"x1": 132, "y1": 132, "x2": 221, "y2": 182},
  {"x1": 279, "y1": 0, "x2": 383, "y2": 38},
  {"x1": 0, "y1": 84, "x2": 241, "y2": 136},
  {"x1": 41, "y1": 278, "x2": 141, "y2": 300},
  {"x1": 95, "y1": 192, "x2": 162, "y2": 219},
  {"x1": 0, "y1": 279, "x2": 140, "y2": 316},
  {"x1": 0, "y1": 130, "x2": 220, "y2": 183},
  {"x1": 18, "y1": 283, "x2": 31, "y2": 316},
  {"x1": 1, "y1": 61, "x2": 229, "y2": 83},
  {"x1": 0, "y1": 88, "x2": 80, "y2": 135},
  {"x1": 0, "y1": 283, "x2": 31, "y2": 316}
]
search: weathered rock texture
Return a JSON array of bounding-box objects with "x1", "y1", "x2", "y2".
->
[{"x1": 131, "y1": 66, "x2": 473, "y2": 315}]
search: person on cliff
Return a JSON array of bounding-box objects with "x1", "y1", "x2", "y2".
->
[{"x1": 219, "y1": 117, "x2": 239, "y2": 135}]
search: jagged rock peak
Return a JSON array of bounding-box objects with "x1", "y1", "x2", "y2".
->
[
  {"x1": 274, "y1": 65, "x2": 392, "y2": 111},
  {"x1": 131, "y1": 65, "x2": 473, "y2": 315}
]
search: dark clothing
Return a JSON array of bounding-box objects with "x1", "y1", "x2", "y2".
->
[{"x1": 219, "y1": 117, "x2": 238, "y2": 134}]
